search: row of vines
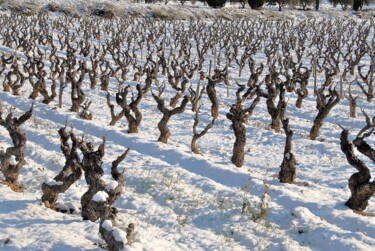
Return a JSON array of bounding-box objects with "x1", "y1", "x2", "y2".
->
[{"x1": 0, "y1": 11, "x2": 375, "y2": 248}]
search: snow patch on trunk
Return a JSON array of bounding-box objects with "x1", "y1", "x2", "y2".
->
[{"x1": 92, "y1": 191, "x2": 109, "y2": 202}]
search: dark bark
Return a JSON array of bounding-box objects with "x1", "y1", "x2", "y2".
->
[
  {"x1": 191, "y1": 107, "x2": 215, "y2": 154},
  {"x1": 41, "y1": 126, "x2": 83, "y2": 206},
  {"x1": 279, "y1": 117, "x2": 296, "y2": 183},
  {"x1": 340, "y1": 129, "x2": 375, "y2": 211},
  {"x1": 2, "y1": 66, "x2": 25, "y2": 96},
  {"x1": 353, "y1": 0, "x2": 363, "y2": 11},
  {"x1": 69, "y1": 68, "x2": 86, "y2": 113},
  {"x1": 80, "y1": 136, "x2": 106, "y2": 221},
  {"x1": 124, "y1": 85, "x2": 143, "y2": 133},
  {"x1": 170, "y1": 79, "x2": 188, "y2": 108},
  {"x1": 100, "y1": 74, "x2": 110, "y2": 92},
  {"x1": 310, "y1": 87, "x2": 340, "y2": 140},
  {"x1": 346, "y1": 83, "x2": 358, "y2": 118},
  {"x1": 107, "y1": 84, "x2": 143, "y2": 132},
  {"x1": 188, "y1": 85, "x2": 204, "y2": 113},
  {"x1": 93, "y1": 148, "x2": 131, "y2": 248},
  {"x1": 80, "y1": 100, "x2": 93, "y2": 120},
  {"x1": 0, "y1": 104, "x2": 33, "y2": 187},
  {"x1": 88, "y1": 58, "x2": 99, "y2": 89},
  {"x1": 357, "y1": 65, "x2": 374, "y2": 103},
  {"x1": 39, "y1": 77, "x2": 57, "y2": 105},
  {"x1": 295, "y1": 81, "x2": 308, "y2": 109},
  {"x1": 229, "y1": 115, "x2": 246, "y2": 167},
  {"x1": 353, "y1": 110, "x2": 375, "y2": 162},
  {"x1": 207, "y1": 77, "x2": 221, "y2": 119},
  {"x1": 264, "y1": 76, "x2": 285, "y2": 133},
  {"x1": 226, "y1": 86, "x2": 260, "y2": 167},
  {"x1": 107, "y1": 92, "x2": 125, "y2": 126},
  {"x1": 153, "y1": 94, "x2": 189, "y2": 144}
]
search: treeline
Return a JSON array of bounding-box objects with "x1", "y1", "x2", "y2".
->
[{"x1": 144, "y1": 0, "x2": 374, "y2": 11}]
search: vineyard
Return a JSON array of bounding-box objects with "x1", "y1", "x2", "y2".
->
[{"x1": 0, "y1": 3, "x2": 375, "y2": 251}]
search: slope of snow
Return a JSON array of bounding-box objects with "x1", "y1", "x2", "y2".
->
[{"x1": 0, "y1": 7, "x2": 374, "y2": 251}]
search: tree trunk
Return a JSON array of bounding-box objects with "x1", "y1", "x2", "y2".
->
[
  {"x1": 231, "y1": 121, "x2": 246, "y2": 167},
  {"x1": 128, "y1": 119, "x2": 139, "y2": 133},
  {"x1": 353, "y1": 0, "x2": 363, "y2": 11},
  {"x1": 310, "y1": 89, "x2": 340, "y2": 140},
  {"x1": 158, "y1": 115, "x2": 171, "y2": 144},
  {"x1": 279, "y1": 118, "x2": 296, "y2": 183},
  {"x1": 340, "y1": 130, "x2": 375, "y2": 211},
  {"x1": 309, "y1": 120, "x2": 323, "y2": 140},
  {"x1": 170, "y1": 92, "x2": 183, "y2": 108},
  {"x1": 0, "y1": 105, "x2": 33, "y2": 187},
  {"x1": 191, "y1": 136, "x2": 200, "y2": 154},
  {"x1": 41, "y1": 165, "x2": 82, "y2": 206},
  {"x1": 349, "y1": 98, "x2": 356, "y2": 118},
  {"x1": 268, "y1": 105, "x2": 281, "y2": 133},
  {"x1": 100, "y1": 75, "x2": 110, "y2": 92},
  {"x1": 41, "y1": 127, "x2": 83, "y2": 206},
  {"x1": 349, "y1": 101, "x2": 357, "y2": 118},
  {"x1": 207, "y1": 79, "x2": 219, "y2": 119},
  {"x1": 29, "y1": 80, "x2": 40, "y2": 100},
  {"x1": 89, "y1": 73, "x2": 97, "y2": 89},
  {"x1": 58, "y1": 80, "x2": 65, "y2": 109}
]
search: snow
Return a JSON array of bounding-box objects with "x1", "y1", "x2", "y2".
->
[
  {"x1": 45, "y1": 178, "x2": 64, "y2": 186},
  {"x1": 285, "y1": 152, "x2": 290, "y2": 160},
  {"x1": 102, "y1": 220, "x2": 113, "y2": 231},
  {"x1": 92, "y1": 191, "x2": 109, "y2": 202},
  {"x1": 106, "y1": 180, "x2": 119, "y2": 191},
  {"x1": 0, "y1": 2, "x2": 374, "y2": 251},
  {"x1": 113, "y1": 227, "x2": 127, "y2": 243},
  {"x1": 9, "y1": 155, "x2": 18, "y2": 166}
]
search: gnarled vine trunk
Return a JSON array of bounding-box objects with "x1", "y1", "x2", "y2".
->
[
  {"x1": 0, "y1": 104, "x2": 33, "y2": 188},
  {"x1": 340, "y1": 129, "x2": 375, "y2": 211}
]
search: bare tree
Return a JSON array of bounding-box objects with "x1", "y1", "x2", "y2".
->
[
  {"x1": 79, "y1": 99, "x2": 93, "y2": 120},
  {"x1": 345, "y1": 80, "x2": 359, "y2": 118},
  {"x1": 80, "y1": 135, "x2": 130, "y2": 222},
  {"x1": 68, "y1": 62, "x2": 87, "y2": 113},
  {"x1": 188, "y1": 84, "x2": 205, "y2": 113},
  {"x1": 340, "y1": 115, "x2": 375, "y2": 211},
  {"x1": 152, "y1": 93, "x2": 189, "y2": 144},
  {"x1": 262, "y1": 72, "x2": 285, "y2": 133},
  {"x1": 206, "y1": 77, "x2": 222, "y2": 119},
  {"x1": 191, "y1": 106, "x2": 215, "y2": 154},
  {"x1": 0, "y1": 103, "x2": 33, "y2": 190},
  {"x1": 226, "y1": 84, "x2": 260, "y2": 167},
  {"x1": 278, "y1": 100, "x2": 296, "y2": 183},
  {"x1": 2, "y1": 61, "x2": 25, "y2": 96},
  {"x1": 41, "y1": 124, "x2": 83, "y2": 208},
  {"x1": 310, "y1": 86, "x2": 340, "y2": 140},
  {"x1": 107, "y1": 84, "x2": 143, "y2": 133},
  {"x1": 357, "y1": 64, "x2": 374, "y2": 102},
  {"x1": 99, "y1": 149, "x2": 133, "y2": 249}
]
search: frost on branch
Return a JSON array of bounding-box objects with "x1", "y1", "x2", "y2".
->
[{"x1": 0, "y1": 103, "x2": 33, "y2": 190}]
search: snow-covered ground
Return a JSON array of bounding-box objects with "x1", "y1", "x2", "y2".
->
[{"x1": 0, "y1": 3, "x2": 375, "y2": 251}]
